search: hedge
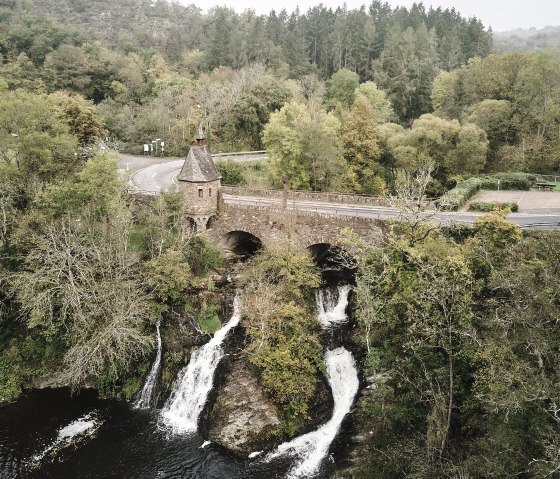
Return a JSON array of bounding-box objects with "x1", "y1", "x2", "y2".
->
[
  {"x1": 438, "y1": 173, "x2": 531, "y2": 211},
  {"x1": 437, "y1": 177, "x2": 482, "y2": 211},
  {"x1": 468, "y1": 201, "x2": 519, "y2": 213}
]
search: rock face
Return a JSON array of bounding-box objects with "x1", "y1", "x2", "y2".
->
[{"x1": 208, "y1": 359, "x2": 281, "y2": 455}]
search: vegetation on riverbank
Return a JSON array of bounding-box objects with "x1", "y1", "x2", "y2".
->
[{"x1": 343, "y1": 213, "x2": 560, "y2": 478}]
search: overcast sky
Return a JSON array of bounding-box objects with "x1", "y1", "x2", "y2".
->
[{"x1": 178, "y1": 0, "x2": 560, "y2": 32}]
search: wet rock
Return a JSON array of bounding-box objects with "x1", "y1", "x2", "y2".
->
[{"x1": 207, "y1": 359, "x2": 281, "y2": 455}]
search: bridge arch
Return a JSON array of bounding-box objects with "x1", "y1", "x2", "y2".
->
[
  {"x1": 307, "y1": 242, "x2": 357, "y2": 283},
  {"x1": 220, "y1": 230, "x2": 264, "y2": 257}
]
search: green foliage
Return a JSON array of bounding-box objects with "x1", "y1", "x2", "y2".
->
[
  {"x1": 36, "y1": 152, "x2": 122, "y2": 218},
  {"x1": 469, "y1": 201, "x2": 519, "y2": 213},
  {"x1": 432, "y1": 50, "x2": 560, "y2": 174},
  {"x1": 145, "y1": 249, "x2": 194, "y2": 305},
  {"x1": 438, "y1": 173, "x2": 531, "y2": 210},
  {"x1": 437, "y1": 177, "x2": 482, "y2": 211},
  {"x1": 216, "y1": 159, "x2": 245, "y2": 186},
  {"x1": 327, "y1": 68, "x2": 360, "y2": 108},
  {"x1": 0, "y1": 89, "x2": 78, "y2": 180},
  {"x1": 351, "y1": 215, "x2": 560, "y2": 477},
  {"x1": 341, "y1": 95, "x2": 385, "y2": 195},
  {"x1": 183, "y1": 235, "x2": 225, "y2": 277},
  {"x1": 354, "y1": 82, "x2": 394, "y2": 124},
  {"x1": 263, "y1": 102, "x2": 348, "y2": 191},
  {"x1": 240, "y1": 242, "x2": 322, "y2": 434},
  {"x1": 198, "y1": 304, "x2": 221, "y2": 334}
]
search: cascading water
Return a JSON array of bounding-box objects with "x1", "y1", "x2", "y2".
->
[
  {"x1": 265, "y1": 285, "x2": 358, "y2": 478},
  {"x1": 161, "y1": 296, "x2": 241, "y2": 434},
  {"x1": 134, "y1": 319, "x2": 162, "y2": 409},
  {"x1": 316, "y1": 285, "x2": 351, "y2": 328},
  {"x1": 266, "y1": 347, "x2": 359, "y2": 478}
]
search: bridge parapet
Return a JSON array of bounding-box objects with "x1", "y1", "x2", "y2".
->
[{"x1": 221, "y1": 186, "x2": 393, "y2": 208}]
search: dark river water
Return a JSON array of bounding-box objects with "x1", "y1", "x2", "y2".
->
[{"x1": 0, "y1": 388, "x2": 335, "y2": 479}]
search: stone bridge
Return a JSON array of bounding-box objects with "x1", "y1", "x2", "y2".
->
[{"x1": 206, "y1": 201, "x2": 385, "y2": 258}]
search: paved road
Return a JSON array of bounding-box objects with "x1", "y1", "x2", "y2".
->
[{"x1": 128, "y1": 157, "x2": 560, "y2": 229}]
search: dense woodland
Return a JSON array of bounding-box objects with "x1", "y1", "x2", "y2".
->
[{"x1": 0, "y1": 1, "x2": 560, "y2": 478}]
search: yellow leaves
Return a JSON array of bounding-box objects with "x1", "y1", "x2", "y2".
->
[{"x1": 473, "y1": 212, "x2": 522, "y2": 250}]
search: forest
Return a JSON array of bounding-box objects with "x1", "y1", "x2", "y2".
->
[{"x1": 0, "y1": 1, "x2": 559, "y2": 478}]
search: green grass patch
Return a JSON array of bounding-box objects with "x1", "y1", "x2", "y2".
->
[{"x1": 197, "y1": 303, "x2": 222, "y2": 334}]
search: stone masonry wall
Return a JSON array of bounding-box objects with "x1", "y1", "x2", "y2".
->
[
  {"x1": 180, "y1": 179, "x2": 221, "y2": 215},
  {"x1": 208, "y1": 203, "x2": 384, "y2": 249}
]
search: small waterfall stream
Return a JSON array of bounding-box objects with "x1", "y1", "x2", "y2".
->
[
  {"x1": 316, "y1": 285, "x2": 351, "y2": 329},
  {"x1": 266, "y1": 285, "x2": 358, "y2": 478},
  {"x1": 161, "y1": 296, "x2": 241, "y2": 434},
  {"x1": 134, "y1": 319, "x2": 162, "y2": 409}
]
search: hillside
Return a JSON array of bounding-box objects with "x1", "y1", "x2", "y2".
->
[{"x1": 494, "y1": 25, "x2": 560, "y2": 52}]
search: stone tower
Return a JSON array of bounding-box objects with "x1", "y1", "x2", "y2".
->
[{"x1": 177, "y1": 123, "x2": 221, "y2": 232}]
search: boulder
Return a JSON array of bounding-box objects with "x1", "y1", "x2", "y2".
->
[{"x1": 208, "y1": 359, "x2": 281, "y2": 455}]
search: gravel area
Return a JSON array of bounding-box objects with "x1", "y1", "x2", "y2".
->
[{"x1": 467, "y1": 189, "x2": 560, "y2": 214}]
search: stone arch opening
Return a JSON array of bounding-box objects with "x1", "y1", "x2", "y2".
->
[
  {"x1": 307, "y1": 243, "x2": 357, "y2": 284},
  {"x1": 207, "y1": 215, "x2": 217, "y2": 229},
  {"x1": 221, "y1": 231, "x2": 263, "y2": 258},
  {"x1": 185, "y1": 217, "x2": 197, "y2": 234}
]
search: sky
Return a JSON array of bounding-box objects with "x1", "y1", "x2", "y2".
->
[{"x1": 178, "y1": 0, "x2": 560, "y2": 32}]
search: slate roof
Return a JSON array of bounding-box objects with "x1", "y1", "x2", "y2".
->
[{"x1": 177, "y1": 145, "x2": 221, "y2": 183}]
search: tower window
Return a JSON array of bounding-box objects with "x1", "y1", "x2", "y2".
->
[
  {"x1": 209, "y1": 188, "x2": 212, "y2": 197},
  {"x1": 198, "y1": 188, "x2": 203, "y2": 198}
]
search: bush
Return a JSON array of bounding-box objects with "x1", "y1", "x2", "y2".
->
[
  {"x1": 479, "y1": 173, "x2": 531, "y2": 191},
  {"x1": 469, "y1": 201, "x2": 519, "y2": 213},
  {"x1": 438, "y1": 177, "x2": 482, "y2": 211},
  {"x1": 216, "y1": 160, "x2": 245, "y2": 186},
  {"x1": 438, "y1": 173, "x2": 531, "y2": 211}
]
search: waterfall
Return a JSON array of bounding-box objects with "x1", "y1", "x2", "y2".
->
[
  {"x1": 266, "y1": 347, "x2": 359, "y2": 478},
  {"x1": 265, "y1": 284, "x2": 358, "y2": 477},
  {"x1": 134, "y1": 319, "x2": 162, "y2": 409},
  {"x1": 316, "y1": 285, "x2": 351, "y2": 329},
  {"x1": 161, "y1": 296, "x2": 241, "y2": 434}
]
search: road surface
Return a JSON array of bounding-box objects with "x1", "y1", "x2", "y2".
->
[{"x1": 127, "y1": 157, "x2": 560, "y2": 229}]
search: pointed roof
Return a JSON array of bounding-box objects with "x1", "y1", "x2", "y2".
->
[{"x1": 177, "y1": 145, "x2": 221, "y2": 183}]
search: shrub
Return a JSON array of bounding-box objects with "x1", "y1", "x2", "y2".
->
[
  {"x1": 216, "y1": 160, "x2": 245, "y2": 186},
  {"x1": 437, "y1": 177, "x2": 482, "y2": 211},
  {"x1": 479, "y1": 173, "x2": 531, "y2": 191},
  {"x1": 469, "y1": 201, "x2": 519, "y2": 213},
  {"x1": 438, "y1": 173, "x2": 531, "y2": 211}
]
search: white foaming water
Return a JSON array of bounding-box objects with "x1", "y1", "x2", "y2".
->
[
  {"x1": 161, "y1": 296, "x2": 241, "y2": 434},
  {"x1": 31, "y1": 413, "x2": 100, "y2": 463},
  {"x1": 266, "y1": 347, "x2": 359, "y2": 478},
  {"x1": 134, "y1": 319, "x2": 162, "y2": 409},
  {"x1": 316, "y1": 285, "x2": 351, "y2": 329}
]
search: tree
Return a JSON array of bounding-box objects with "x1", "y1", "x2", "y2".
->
[
  {"x1": 327, "y1": 68, "x2": 360, "y2": 108},
  {"x1": 388, "y1": 114, "x2": 488, "y2": 179},
  {"x1": 354, "y1": 81, "x2": 394, "y2": 124},
  {"x1": 51, "y1": 92, "x2": 105, "y2": 146},
  {"x1": 11, "y1": 201, "x2": 154, "y2": 389},
  {"x1": 0, "y1": 90, "x2": 78, "y2": 180},
  {"x1": 240, "y1": 242, "x2": 322, "y2": 433},
  {"x1": 341, "y1": 95, "x2": 384, "y2": 194},
  {"x1": 44, "y1": 44, "x2": 92, "y2": 94},
  {"x1": 263, "y1": 102, "x2": 348, "y2": 191}
]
